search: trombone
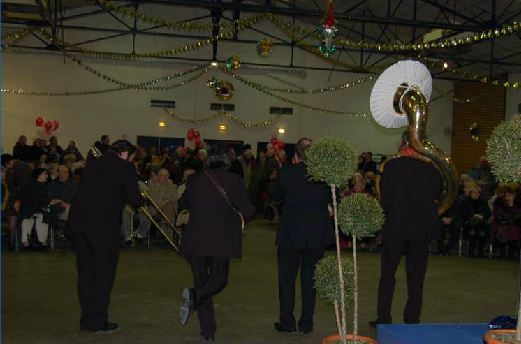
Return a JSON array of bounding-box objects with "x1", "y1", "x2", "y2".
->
[{"x1": 138, "y1": 190, "x2": 182, "y2": 252}]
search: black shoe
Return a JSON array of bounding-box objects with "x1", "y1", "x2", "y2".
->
[
  {"x1": 369, "y1": 319, "x2": 391, "y2": 328},
  {"x1": 203, "y1": 335, "x2": 215, "y2": 341},
  {"x1": 179, "y1": 288, "x2": 195, "y2": 325},
  {"x1": 84, "y1": 322, "x2": 119, "y2": 333},
  {"x1": 274, "y1": 322, "x2": 296, "y2": 333}
]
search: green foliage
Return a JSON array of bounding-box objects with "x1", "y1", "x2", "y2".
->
[
  {"x1": 314, "y1": 255, "x2": 354, "y2": 306},
  {"x1": 338, "y1": 193, "x2": 385, "y2": 237},
  {"x1": 305, "y1": 137, "x2": 357, "y2": 187},
  {"x1": 486, "y1": 115, "x2": 521, "y2": 183}
]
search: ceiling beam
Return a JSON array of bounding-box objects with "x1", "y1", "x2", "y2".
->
[{"x1": 106, "y1": 0, "x2": 483, "y2": 31}]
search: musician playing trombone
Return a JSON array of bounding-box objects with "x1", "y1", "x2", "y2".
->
[{"x1": 67, "y1": 140, "x2": 144, "y2": 333}]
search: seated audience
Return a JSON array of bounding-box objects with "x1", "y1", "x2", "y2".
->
[
  {"x1": 459, "y1": 182, "x2": 491, "y2": 257},
  {"x1": 148, "y1": 168, "x2": 177, "y2": 223},
  {"x1": 491, "y1": 184, "x2": 521, "y2": 259},
  {"x1": 18, "y1": 168, "x2": 51, "y2": 249},
  {"x1": 63, "y1": 140, "x2": 84, "y2": 162},
  {"x1": 47, "y1": 165, "x2": 78, "y2": 222},
  {"x1": 121, "y1": 180, "x2": 151, "y2": 245}
]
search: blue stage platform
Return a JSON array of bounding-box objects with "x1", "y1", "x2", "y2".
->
[{"x1": 377, "y1": 323, "x2": 489, "y2": 344}]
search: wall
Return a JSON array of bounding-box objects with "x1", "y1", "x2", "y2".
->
[
  {"x1": 451, "y1": 81, "x2": 506, "y2": 174},
  {"x1": 1, "y1": 7, "x2": 454, "y2": 158}
]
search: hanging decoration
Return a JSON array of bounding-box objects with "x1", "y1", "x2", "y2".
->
[
  {"x1": 166, "y1": 109, "x2": 282, "y2": 128},
  {"x1": 268, "y1": 13, "x2": 521, "y2": 53},
  {"x1": 469, "y1": 122, "x2": 480, "y2": 142},
  {"x1": 318, "y1": 0, "x2": 338, "y2": 58},
  {"x1": 207, "y1": 77, "x2": 235, "y2": 101},
  {"x1": 257, "y1": 37, "x2": 273, "y2": 57},
  {"x1": 225, "y1": 55, "x2": 241, "y2": 70}
]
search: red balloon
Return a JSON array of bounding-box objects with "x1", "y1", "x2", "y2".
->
[
  {"x1": 194, "y1": 137, "x2": 202, "y2": 147},
  {"x1": 36, "y1": 116, "x2": 44, "y2": 127},
  {"x1": 44, "y1": 120, "x2": 53, "y2": 132},
  {"x1": 52, "y1": 120, "x2": 59, "y2": 130},
  {"x1": 194, "y1": 131, "x2": 200, "y2": 139},
  {"x1": 187, "y1": 128, "x2": 195, "y2": 141}
]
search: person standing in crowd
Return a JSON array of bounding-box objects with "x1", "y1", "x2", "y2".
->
[
  {"x1": 18, "y1": 168, "x2": 51, "y2": 249},
  {"x1": 46, "y1": 136, "x2": 64, "y2": 162},
  {"x1": 13, "y1": 135, "x2": 31, "y2": 161},
  {"x1": 1, "y1": 155, "x2": 19, "y2": 248},
  {"x1": 468, "y1": 156, "x2": 495, "y2": 200},
  {"x1": 271, "y1": 138, "x2": 333, "y2": 334},
  {"x1": 29, "y1": 138, "x2": 46, "y2": 163},
  {"x1": 67, "y1": 140, "x2": 143, "y2": 333},
  {"x1": 231, "y1": 144, "x2": 254, "y2": 189},
  {"x1": 363, "y1": 152, "x2": 377, "y2": 174},
  {"x1": 178, "y1": 144, "x2": 256, "y2": 342},
  {"x1": 371, "y1": 135, "x2": 442, "y2": 327},
  {"x1": 63, "y1": 140, "x2": 84, "y2": 162},
  {"x1": 99, "y1": 135, "x2": 111, "y2": 154}
]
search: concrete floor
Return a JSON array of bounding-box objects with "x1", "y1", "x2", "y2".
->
[{"x1": 2, "y1": 219, "x2": 518, "y2": 344}]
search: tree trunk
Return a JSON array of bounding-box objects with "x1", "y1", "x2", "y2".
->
[
  {"x1": 331, "y1": 184, "x2": 347, "y2": 344},
  {"x1": 353, "y1": 234, "x2": 358, "y2": 339}
]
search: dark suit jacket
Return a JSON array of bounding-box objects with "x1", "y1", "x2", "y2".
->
[
  {"x1": 380, "y1": 156, "x2": 442, "y2": 241},
  {"x1": 179, "y1": 168, "x2": 256, "y2": 258},
  {"x1": 67, "y1": 152, "x2": 144, "y2": 241},
  {"x1": 271, "y1": 162, "x2": 334, "y2": 249}
]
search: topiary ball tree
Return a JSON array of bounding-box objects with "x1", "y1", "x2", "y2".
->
[
  {"x1": 338, "y1": 193, "x2": 385, "y2": 338},
  {"x1": 486, "y1": 115, "x2": 521, "y2": 342},
  {"x1": 306, "y1": 137, "x2": 357, "y2": 187},
  {"x1": 486, "y1": 115, "x2": 521, "y2": 184},
  {"x1": 315, "y1": 255, "x2": 354, "y2": 339},
  {"x1": 305, "y1": 137, "x2": 357, "y2": 344}
]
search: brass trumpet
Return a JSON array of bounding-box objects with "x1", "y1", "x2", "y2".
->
[{"x1": 139, "y1": 190, "x2": 182, "y2": 252}]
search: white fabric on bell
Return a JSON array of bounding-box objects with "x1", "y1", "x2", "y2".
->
[{"x1": 370, "y1": 60, "x2": 432, "y2": 128}]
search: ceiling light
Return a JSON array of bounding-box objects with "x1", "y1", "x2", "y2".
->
[
  {"x1": 219, "y1": 124, "x2": 227, "y2": 131},
  {"x1": 278, "y1": 128, "x2": 285, "y2": 134},
  {"x1": 158, "y1": 121, "x2": 166, "y2": 127},
  {"x1": 211, "y1": 60, "x2": 218, "y2": 67},
  {"x1": 443, "y1": 62, "x2": 449, "y2": 69}
]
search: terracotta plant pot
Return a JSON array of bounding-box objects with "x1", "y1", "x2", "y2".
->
[
  {"x1": 484, "y1": 329, "x2": 520, "y2": 344},
  {"x1": 322, "y1": 334, "x2": 377, "y2": 344}
]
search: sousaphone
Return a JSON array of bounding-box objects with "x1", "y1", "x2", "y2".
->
[{"x1": 370, "y1": 60, "x2": 458, "y2": 214}]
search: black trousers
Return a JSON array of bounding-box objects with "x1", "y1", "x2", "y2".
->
[
  {"x1": 277, "y1": 246, "x2": 325, "y2": 330},
  {"x1": 75, "y1": 231, "x2": 120, "y2": 330},
  {"x1": 377, "y1": 240, "x2": 430, "y2": 324},
  {"x1": 189, "y1": 256, "x2": 230, "y2": 337}
]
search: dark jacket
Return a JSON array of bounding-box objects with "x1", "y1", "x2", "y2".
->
[
  {"x1": 19, "y1": 180, "x2": 50, "y2": 220},
  {"x1": 271, "y1": 162, "x2": 334, "y2": 249},
  {"x1": 13, "y1": 144, "x2": 31, "y2": 161},
  {"x1": 380, "y1": 156, "x2": 442, "y2": 241},
  {"x1": 459, "y1": 196, "x2": 491, "y2": 224},
  {"x1": 67, "y1": 152, "x2": 144, "y2": 240},
  {"x1": 179, "y1": 168, "x2": 256, "y2": 258}
]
